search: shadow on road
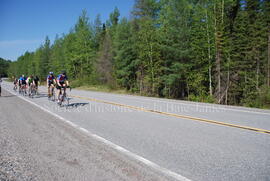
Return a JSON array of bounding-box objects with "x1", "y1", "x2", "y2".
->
[
  {"x1": 67, "y1": 102, "x2": 89, "y2": 108},
  {"x1": 34, "y1": 93, "x2": 49, "y2": 98}
]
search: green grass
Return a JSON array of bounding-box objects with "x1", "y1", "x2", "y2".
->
[{"x1": 75, "y1": 85, "x2": 130, "y2": 95}]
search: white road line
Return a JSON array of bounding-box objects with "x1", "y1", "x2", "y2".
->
[{"x1": 3, "y1": 87, "x2": 191, "y2": 181}]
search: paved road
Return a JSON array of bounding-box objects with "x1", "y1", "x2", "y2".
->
[
  {"x1": 0, "y1": 89, "x2": 171, "y2": 181},
  {"x1": 1, "y1": 81, "x2": 270, "y2": 181}
]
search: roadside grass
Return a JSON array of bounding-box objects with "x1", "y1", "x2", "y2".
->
[{"x1": 75, "y1": 85, "x2": 130, "y2": 95}]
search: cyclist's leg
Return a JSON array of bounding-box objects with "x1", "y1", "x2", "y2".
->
[
  {"x1": 35, "y1": 83, "x2": 38, "y2": 94},
  {"x1": 56, "y1": 84, "x2": 61, "y2": 101},
  {"x1": 48, "y1": 83, "x2": 51, "y2": 97},
  {"x1": 29, "y1": 83, "x2": 32, "y2": 95},
  {"x1": 28, "y1": 83, "x2": 31, "y2": 95},
  {"x1": 33, "y1": 83, "x2": 36, "y2": 93},
  {"x1": 18, "y1": 82, "x2": 21, "y2": 92},
  {"x1": 31, "y1": 83, "x2": 34, "y2": 93},
  {"x1": 63, "y1": 84, "x2": 66, "y2": 95},
  {"x1": 22, "y1": 83, "x2": 25, "y2": 94},
  {"x1": 32, "y1": 83, "x2": 35, "y2": 94},
  {"x1": 25, "y1": 83, "x2": 27, "y2": 93},
  {"x1": 51, "y1": 84, "x2": 55, "y2": 95},
  {"x1": 21, "y1": 83, "x2": 24, "y2": 93}
]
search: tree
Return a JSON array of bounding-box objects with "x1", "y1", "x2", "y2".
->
[
  {"x1": 114, "y1": 18, "x2": 138, "y2": 91},
  {"x1": 66, "y1": 10, "x2": 96, "y2": 81},
  {"x1": 39, "y1": 36, "x2": 51, "y2": 79},
  {"x1": 158, "y1": 0, "x2": 192, "y2": 98}
]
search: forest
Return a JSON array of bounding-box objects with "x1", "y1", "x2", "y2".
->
[{"x1": 7, "y1": 0, "x2": 270, "y2": 108}]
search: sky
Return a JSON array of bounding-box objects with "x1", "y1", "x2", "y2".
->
[{"x1": 0, "y1": 0, "x2": 134, "y2": 61}]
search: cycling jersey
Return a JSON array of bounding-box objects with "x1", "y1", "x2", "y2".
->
[
  {"x1": 19, "y1": 77, "x2": 26, "y2": 81},
  {"x1": 57, "y1": 74, "x2": 68, "y2": 83},
  {"x1": 19, "y1": 77, "x2": 27, "y2": 84},
  {"x1": 34, "y1": 77, "x2": 39, "y2": 85},
  {"x1": 47, "y1": 75, "x2": 55, "y2": 82},
  {"x1": 28, "y1": 78, "x2": 33, "y2": 83}
]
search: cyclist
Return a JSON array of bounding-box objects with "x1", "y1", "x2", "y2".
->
[
  {"x1": 13, "y1": 77, "x2": 18, "y2": 91},
  {"x1": 19, "y1": 75, "x2": 27, "y2": 94},
  {"x1": 27, "y1": 75, "x2": 35, "y2": 96},
  {"x1": 56, "y1": 71, "x2": 69, "y2": 103},
  {"x1": 33, "y1": 75, "x2": 40, "y2": 94},
  {"x1": 47, "y1": 72, "x2": 56, "y2": 98}
]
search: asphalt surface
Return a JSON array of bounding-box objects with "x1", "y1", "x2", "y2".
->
[
  {"x1": 1, "y1": 81, "x2": 270, "y2": 181},
  {"x1": 0, "y1": 89, "x2": 171, "y2": 181}
]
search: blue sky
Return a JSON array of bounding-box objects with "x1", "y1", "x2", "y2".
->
[{"x1": 0, "y1": 0, "x2": 134, "y2": 61}]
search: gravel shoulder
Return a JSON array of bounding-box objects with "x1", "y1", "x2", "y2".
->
[{"x1": 0, "y1": 89, "x2": 170, "y2": 181}]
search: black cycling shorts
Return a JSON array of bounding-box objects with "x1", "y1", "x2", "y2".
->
[
  {"x1": 56, "y1": 82, "x2": 65, "y2": 89},
  {"x1": 34, "y1": 81, "x2": 38, "y2": 86},
  {"x1": 48, "y1": 81, "x2": 54, "y2": 87}
]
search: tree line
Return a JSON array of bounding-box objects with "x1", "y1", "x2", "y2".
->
[
  {"x1": 0, "y1": 57, "x2": 11, "y2": 77},
  {"x1": 8, "y1": 0, "x2": 270, "y2": 108}
]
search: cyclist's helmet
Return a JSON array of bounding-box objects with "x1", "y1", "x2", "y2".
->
[
  {"x1": 61, "y1": 71, "x2": 66, "y2": 76},
  {"x1": 49, "y1": 72, "x2": 54, "y2": 75}
]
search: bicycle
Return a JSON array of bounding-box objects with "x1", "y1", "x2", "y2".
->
[{"x1": 58, "y1": 86, "x2": 71, "y2": 107}]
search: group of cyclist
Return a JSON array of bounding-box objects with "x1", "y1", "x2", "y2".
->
[
  {"x1": 14, "y1": 75, "x2": 39, "y2": 95},
  {"x1": 14, "y1": 71, "x2": 69, "y2": 103}
]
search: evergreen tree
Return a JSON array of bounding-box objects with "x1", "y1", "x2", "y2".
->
[{"x1": 114, "y1": 18, "x2": 138, "y2": 91}]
